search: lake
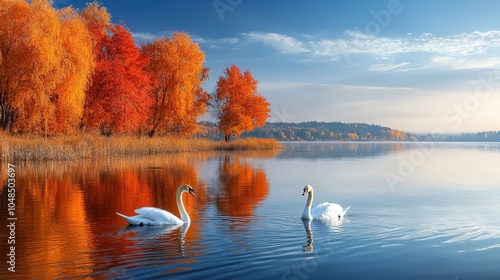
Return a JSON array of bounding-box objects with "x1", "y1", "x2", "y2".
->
[{"x1": 1, "y1": 142, "x2": 500, "y2": 279}]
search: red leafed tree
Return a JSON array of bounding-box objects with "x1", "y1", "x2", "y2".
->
[
  {"x1": 212, "y1": 65, "x2": 270, "y2": 141},
  {"x1": 82, "y1": 23, "x2": 152, "y2": 135}
]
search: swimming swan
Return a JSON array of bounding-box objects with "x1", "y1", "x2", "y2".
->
[
  {"x1": 301, "y1": 184, "x2": 350, "y2": 220},
  {"x1": 116, "y1": 184, "x2": 196, "y2": 226}
]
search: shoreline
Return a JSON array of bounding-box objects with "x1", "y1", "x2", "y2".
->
[{"x1": 0, "y1": 134, "x2": 283, "y2": 162}]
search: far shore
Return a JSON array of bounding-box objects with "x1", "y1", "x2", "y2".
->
[{"x1": 0, "y1": 133, "x2": 283, "y2": 161}]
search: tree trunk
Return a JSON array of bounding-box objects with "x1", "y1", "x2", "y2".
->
[
  {"x1": 224, "y1": 134, "x2": 231, "y2": 142},
  {"x1": 1, "y1": 107, "x2": 14, "y2": 132},
  {"x1": 148, "y1": 129, "x2": 155, "y2": 137}
]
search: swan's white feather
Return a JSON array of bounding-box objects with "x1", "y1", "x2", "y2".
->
[
  {"x1": 116, "y1": 208, "x2": 183, "y2": 226},
  {"x1": 134, "y1": 207, "x2": 184, "y2": 225},
  {"x1": 311, "y1": 202, "x2": 350, "y2": 220}
]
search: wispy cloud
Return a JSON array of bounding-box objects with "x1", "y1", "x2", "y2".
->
[
  {"x1": 241, "y1": 30, "x2": 500, "y2": 71},
  {"x1": 132, "y1": 32, "x2": 240, "y2": 49},
  {"x1": 132, "y1": 32, "x2": 158, "y2": 41},
  {"x1": 427, "y1": 56, "x2": 500, "y2": 70},
  {"x1": 243, "y1": 32, "x2": 310, "y2": 54},
  {"x1": 193, "y1": 36, "x2": 240, "y2": 48},
  {"x1": 369, "y1": 62, "x2": 410, "y2": 72}
]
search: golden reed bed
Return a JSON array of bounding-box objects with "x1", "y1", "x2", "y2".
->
[{"x1": 0, "y1": 133, "x2": 283, "y2": 161}]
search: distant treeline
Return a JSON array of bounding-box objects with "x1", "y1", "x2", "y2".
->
[
  {"x1": 197, "y1": 121, "x2": 417, "y2": 141},
  {"x1": 416, "y1": 131, "x2": 500, "y2": 142},
  {"x1": 197, "y1": 121, "x2": 500, "y2": 142}
]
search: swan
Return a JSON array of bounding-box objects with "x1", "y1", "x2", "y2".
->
[
  {"x1": 116, "y1": 184, "x2": 196, "y2": 226},
  {"x1": 301, "y1": 184, "x2": 350, "y2": 220}
]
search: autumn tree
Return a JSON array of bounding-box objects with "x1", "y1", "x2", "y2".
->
[
  {"x1": 0, "y1": 0, "x2": 93, "y2": 134},
  {"x1": 212, "y1": 65, "x2": 270, "y2": 141},
  {"x1": 80, "y1": 0, "x2": 111, "y2": 36},
  {"x1": 0, "y1": 0, "x2": 33, "y2": 131},
  {"x1": 347, "y1": 132, "x2": 359, "y2": 140},
  {"x1": 82, "y1": 2, "x2": 152, "y2": 135},
  {"x1": 7, "y1": 0, "x2": 61, "y2": 134},
  {"x1": 388, "y1": 129, "x2": 407, "y2": 140},
  {"x1": 141, "y1": 32, "x2": 209, "y2": 136},
  {"x1": 50, "y1": 7, "x2": 94, "y2": 133}
]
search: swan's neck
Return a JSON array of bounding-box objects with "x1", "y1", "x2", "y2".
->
[
  {"x1": 176, "y1": 188, "x2": 190, "y2": 223},
  {"x1": 302, "y1": 189, "x2": 314, "y2": 219}
]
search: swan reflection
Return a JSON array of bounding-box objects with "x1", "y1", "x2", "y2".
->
[
  {"x1": 302, "y1": 217, "x2": 347, "y2": 254},
  {"x1": 302, "y1": 219, "x2": 314, "y2": 253},
  {"x1": 119, "y1": 222, "x2": 191, "y2": 254}
]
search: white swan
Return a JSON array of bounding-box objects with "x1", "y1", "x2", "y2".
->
[
  {"x1": 301, "y1": 184, "x2": 350, "y2": 220},
  {"x1": 116, "y1": 184, "x2": 196, "y2": 226}
]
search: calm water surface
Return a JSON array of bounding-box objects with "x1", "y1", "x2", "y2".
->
[{"x1": 1, "y1": 142, "x2": 500, "y2": 279}]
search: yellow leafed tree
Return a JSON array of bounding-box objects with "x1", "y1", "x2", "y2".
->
[
  {"x1": 141, "y1": 32, "x2": 210, "y2": 136},
  {"x1": 51, "y1": 7, "x2": 95, "y2": 133},
  {"x1": 80, "y1": 0, "x2": 111, "y2": 35},
  {"x1": 8, "y1": 0, "x2": 60, "y2": 133},
  {"x1": 0, "y1": 0, "x2": 32, "y2": 131},
  {"x1": 0, "y1": 0, "x2": 94, "y2": 134}
]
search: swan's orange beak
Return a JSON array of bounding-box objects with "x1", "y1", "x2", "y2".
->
[
  {"x1": 302, "y1": 189, "x2": 307, "y2": 196},
  {"x1": 188, "y1": 188, "x2": 196, "y2": 197}
]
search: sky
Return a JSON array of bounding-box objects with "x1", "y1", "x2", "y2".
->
[{"x1": 58, "y1": 0, "x2": 500, "y2": 133}]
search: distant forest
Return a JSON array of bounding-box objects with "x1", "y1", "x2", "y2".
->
[{"x1": 196, "y1": 121, "x2": 500, "y2": 142}]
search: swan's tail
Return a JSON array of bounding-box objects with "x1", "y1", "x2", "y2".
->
[
  {"x1": 343, "y1": 206, "x2": 351, "y2": 217},
  {"x1": 116, "y1": 212, "x2": 140, "y2": 225}
]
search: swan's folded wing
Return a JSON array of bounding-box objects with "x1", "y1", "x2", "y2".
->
[
  {"x1": 134, "y1": 207, "x2": 183, "y2": 225},
  {"x1": 116, "y1": 212, "x2": 155, "y2": 226},
  {"x1": 312, "y1": 202, "x2": 346, "y2": 220}
]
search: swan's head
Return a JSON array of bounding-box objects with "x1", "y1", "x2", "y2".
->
[
  {"x1": 302, "y1": 185, "x2": 312, "y2": 196},
  {"x1": 180, "y1": 184, "x2": 196, "y2": 197}
]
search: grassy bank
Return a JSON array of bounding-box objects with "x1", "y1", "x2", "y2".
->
[{"x1": 0, "y1": 133, "x2": 283, "y2": 161}]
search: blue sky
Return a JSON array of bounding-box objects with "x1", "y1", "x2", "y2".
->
[{"x1": 60, "y1": 0, "x2": 500, "y2": 133}]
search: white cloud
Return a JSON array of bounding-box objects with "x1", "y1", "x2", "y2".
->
[
  {"x1": 369, "y1": 62, "x2": 410, "y2": 72},
  {"x1": 193, "y1": 37, "x2": 239, "y2": 48},
  {"x1": 243, "y1": 32, "x2": 310, "y2": 54},
  {"x1": 428, "y1": 56, "x2": 500, "y2": 70},
  {"x1": 132, "y1": 32, "x2": 158, "y2": 41},
  {"x1": 242, "y1": 30, "x2": 500, "y2": 71}
]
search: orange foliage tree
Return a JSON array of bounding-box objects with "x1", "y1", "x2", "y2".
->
[
  {"x1": 82, "y1": 2, "x2": 152, "y2": 135},
  {"x1": 141, "y1": 32, "x2": 210, "y2": 136},
  {"x1": 0, "y1": 0, "x2": 32, "y2": 131},
  {"x1": 51, "y1": 7, "x2": 95, "y2": 133},
  {"x1": 388, "y1": 129, "x2": 407, "y2": 140},
  {"x1": 0, "y1": 0, "x2": 93, "y2": 134},
  {"x1": 212, "y1": 65, "x2": 270, "y2": 141}
]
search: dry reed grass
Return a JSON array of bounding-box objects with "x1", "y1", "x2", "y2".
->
[{"x1": 0, "y1": 133, "x2": 282, "y2": 161}]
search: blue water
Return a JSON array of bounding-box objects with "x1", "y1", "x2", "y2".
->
[{"x1": 1, "y1": 142, "x2": 500, "y2": 279}]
